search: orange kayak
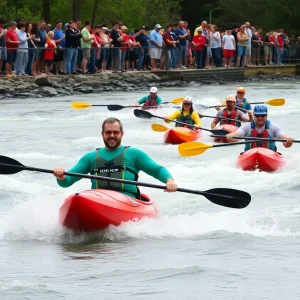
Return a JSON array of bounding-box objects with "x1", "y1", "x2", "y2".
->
[
  {"x1": 213, "y1": 124, "x2": 238, "y2": 143},
  {"x1": 59, "y1": 189, "x2": 159, "y2": 232},
  {"x1": 164, "y1": 127, "x2": 202, "y2": 144},
  {"x1": 237, "y1": 148, "x2": 286, "y2": 172}
]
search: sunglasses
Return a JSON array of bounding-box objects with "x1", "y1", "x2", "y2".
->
[
  {"x1": 183, "y1": 102, "x2": 191, "y2": 105},
  {"x1": 104, "y1": 130, "x2": 121, "y2": 135},
  {"x1": 254, "y1": 114, "x2": 267, "y2": 118},
  {"x1": 237, "y1": 91, "x2": 245, "y2": 94}
]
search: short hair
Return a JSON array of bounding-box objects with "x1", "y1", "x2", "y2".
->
[
  {"x1": 9, "y1": 21, "x2": 17, "y2": 26},
  {"x1": 56, "y1": 20, "x2": 62, "y2": 24},
  {"x1": 102, "y1": 117, "x2": 123, "y2": 132},
  {"x1": 84, "y1": 20, "x2": 91, "y2": 26},
  {"x1": 18, "y1": 22, "x2": 26, "y2": 28},
  {"x1": 112, "y1": 21, "x2": 119, "y2": 26},
  {"x1": 134, "y1": 28, "x2": 139, "y2": 34}
]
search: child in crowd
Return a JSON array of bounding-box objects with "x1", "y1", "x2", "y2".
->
[
  {"x1": 222, "y1": 28, "x2": 236, "y2": 67},
  {"x1": 44, "y1": 31, "x2": 56, "y2": 75}
]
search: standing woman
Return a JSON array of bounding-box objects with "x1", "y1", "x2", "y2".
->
[
  {"x1": 100, "y1": 27, "x2": 111, "y2": 72},
  {"x1": 236, "y1": 25, "x2": 249, "y2": 67},
  {"x1": 30, "y1": 22, "x2": 40, "y2": 75},
  {"x1": 210, "y1": 24, "x2": 221, "y2": 67},
  {"x1": 25, "y1": 22, "x2": 37, "y2": 75}
]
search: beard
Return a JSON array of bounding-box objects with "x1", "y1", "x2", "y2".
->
[{"x1": 103, "y1": 136, "x2": 122, "y2": 149}]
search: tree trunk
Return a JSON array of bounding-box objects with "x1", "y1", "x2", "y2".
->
[
  {"x1": 43, "y1": 0, "x2": 51, "y2": 23},
  {"x1": 73, "y1": 0, "x2": 81, "y2": 21},
  {"x1": 91, "y1": 0, "x2": 100, "y2": 26}
]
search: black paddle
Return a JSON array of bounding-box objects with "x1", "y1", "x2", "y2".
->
[
  {"x1": 195, "y1": 104, "x2": 248, "y2": 112},
  {"x1": 210, "y1": 135, "x2": 300, "y2": 143},
  {"x1": 134, "y1": 109, "x2": 230, "y2": 135},
  {"x1": 0, "y1": 156, "x2": 251, "y2": 209},
  {"x1": 107, "y1": 104, "x2": 181, "y2": 111}
]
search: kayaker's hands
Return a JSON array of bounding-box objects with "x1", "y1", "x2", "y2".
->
[
  {"x1": 163, "y1": 117, "x2": 168, "y2": 123},
  {"x1": 247, "y1": 110, "x2": 253, "y2": 121},
  {"x1": 54, "y1": 168, "x2": 66, "y2": 180},
  {"x1": 194, "y1": 126, "x2": 200, "y2": 130},
  {"x1": 283, "y1": 136, "x2": 294, "y2": 148},
  {"x1": 165, "y1": 178, "x2": 177, "y2": 193},
  {"x1": 226, "y1": 133, "x2": 236, "y2": 143}
]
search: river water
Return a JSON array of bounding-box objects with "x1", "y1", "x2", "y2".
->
[{"x1": 1, "y1": 82, "x2": 300, "y2": 299}]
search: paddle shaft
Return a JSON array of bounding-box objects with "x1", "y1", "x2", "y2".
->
[
  {"x1": 210, "y1": 135, "x2": 300, "y2": 143},
  {"x1": 199, "y1": 114, "x2": 242, "y2": 123},
  {"x1": 0, "y1": 162, "x2": 240, "y2": 200}
]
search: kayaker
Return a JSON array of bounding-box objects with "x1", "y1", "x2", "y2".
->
[
  {"x1": 211, "y1": 95, "x2": 252, "y2": 129},
  {"x1": 235, "y1": 87, "x2": 252, "y2": 111},
  {"x1": 163, "y1": 96, "x2": 202, "y2": 129},
  {"x1": 215, "y1": 87, "x2": 252, "y2": 112},
  {"x1": 226, "y1": 105, "x2": 294, "y2": 150},
  {"x1": 53, "y1": 117, "x2": 177, "y2": 199},
  {"x1": 134, "y1": 86, "x2": 163, "y2": 109}
]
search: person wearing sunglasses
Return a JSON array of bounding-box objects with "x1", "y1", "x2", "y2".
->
[
  {"x1": 235, "y1": 87, "x2": 252, "y2": 111},
  {"x1": 226, "y1": 105, "x2": 294, "y2": 150},
  {"x1": 163, "y1": 96, "x2": 201, "y2": 130},
  {"x1": 53, "y1": 117, "x2": 177, "y2": 198}
]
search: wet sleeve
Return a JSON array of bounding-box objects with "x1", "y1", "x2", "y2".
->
[
  {"x1": 191, "y1": 111, "x2": 202, "y2": 126},
  {"x1": 132, "y1": 148, "x2": 173, "y2": 183},
  {"x1": 156, "y1": 96, "x2": 163, "y2": 105},
  {"x1": 137, "y1": 96, "x2": 148, "y2": 104},
  {"x1": 56, "y1": 152, "x2": 94, "y2": 188}
]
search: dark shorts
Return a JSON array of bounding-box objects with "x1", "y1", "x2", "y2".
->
[
  {"x1": 54, "y1": 48, "x2": 64, "y2": 62},
  {"x1": 44, "y1": 59, "x2": 53, "y2": 67},
  {"x1": 37, "y1": 48, "x2": 45, "y2": 60},
  {"x1": 7, "y1": 51, "x2": 17, "y2": 64}
]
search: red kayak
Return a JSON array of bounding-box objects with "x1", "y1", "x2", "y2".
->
[
  {"x1": 237, "y1": 148, "x2": 286, "y2": 172},
  {"x1": 164, "y1": 127, "x2": 201, "y2": 144},
  {"x1": 59, "y1": 189, "x2": 159, "y2": 232},
  {"x1": 213, "y1": 124, "x2": 238, "y2": 143}
]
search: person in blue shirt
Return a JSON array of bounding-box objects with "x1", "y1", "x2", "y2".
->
[
  {"x1": 148, "y1": 24, "x2": 164, "y2": 71},
  {"x1": 53, "y1": 20, "x2": 66, "y2": 74},
  {"x1": 236, "y1": 87, "x2": 252, "y2": 110},
  {"x1": 174, "y1": 21, "x2": 189, "y2": 68}
]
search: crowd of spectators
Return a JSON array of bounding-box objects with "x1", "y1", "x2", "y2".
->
[{"x1": 0, "y1": 17, "x2": 300, "y2": 77}]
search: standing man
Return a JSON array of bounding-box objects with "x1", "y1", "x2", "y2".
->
[
  {"x1": 36, "y1": 20, "x2": 47, "y2": 74},
  {"x1": 148, "y1": 24, "x2": 163, "y2": 71},
  {"x1": 80, "y1": 21, "x2": 93, "y2": 74},
  {"x1": 111, "y1": 22, "x2": 124, "y2": 73},
  {"x1": 5, "y1": 21, "x2": 20, "y2": 77},
  {"x1": 65, "y1": 20, "x2": 81, "y2": 75},
  {"x1": 245, "y1": 21, "x2": 252, "y2": 66},
  {"x1": 175, "y1": 21, "x2": 189, "y2": 69},
  {"x1": 135, "y1": 27, "x2": 149, "y2": 71},
  {"x1": 53, "y1": 117, "x2": 177, "y2": 198},
  {"x1": 53, "y1": 20, "x2": 65, "y2": 75}
]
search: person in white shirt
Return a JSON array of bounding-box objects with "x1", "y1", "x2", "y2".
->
[{"x1": 222, "y1": 29, "x2": 235, "y2": 67}]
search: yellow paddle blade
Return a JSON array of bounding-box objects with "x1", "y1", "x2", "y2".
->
[
  {"x1": 71, "y1": 102, "x2": 92, "y2": 109},
  {"x1": 265, "y1": 98, "x2": 285, "y2": 106},
  {"x1": 170, "y1": 97, "x2": 184, "y2": 104},
  {"x1": 221, "y1": 100, "x2": 226, "y2": 105},
  {"x1": 151, "y1": 124, "x2": 169, "y2": 132},
  {"x1": 178, "y1": 142, "x2": 213, "y2": 157}
]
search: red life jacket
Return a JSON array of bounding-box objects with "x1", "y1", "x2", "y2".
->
[
  {"x1": 249, "y1": 120, "x2": 271, "y2": 149},
  {"x1": 220, "y1": 109, "x2": 238, "y2": 126},
  {"x1": 143, "y1": 96, "x2": 157, "y2": 107}
]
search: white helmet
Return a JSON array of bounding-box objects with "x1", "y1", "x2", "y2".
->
[
  {"x1": 183, "y1": 96, "x2": 193, "y2": 104},
  {"x1": 225, "y1": 95, "x2": 236, "y2": 102},
  {"x1": 150, "y1": 87, "x2": 158, "y2": 93}
]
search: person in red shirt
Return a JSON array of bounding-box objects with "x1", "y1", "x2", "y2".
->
[
  {"x1": 276, "y1": 30, "x2": 284, "y2": 65},
  {"x1": 5, "y1": 21, "x2": 20, "y2": 77},
  {"x1": 120, "y1": 26, "x2": 130, "y2": 71},
  {"x1": 192, "y1": 28, "x2": 206, "y2": 69},
  {"x1": 88, "y1": 25, "x2": 102, "y2": 73},
  {"x1": 44, "y1": 31, "x2": 56, "y2": 75}
]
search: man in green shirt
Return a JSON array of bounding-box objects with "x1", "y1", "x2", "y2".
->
[
  {"x1": 80, "y1": 20, "x2": 93, "y2": 74},
  {"x1": 134, "y1": 86, "x2": 163, "y2": 109},
  {"x1": 54, "y1": 117, "x2": 177, "y2": 198}
]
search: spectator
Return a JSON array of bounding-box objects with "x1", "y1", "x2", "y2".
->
[
  {"x1": 65, "y1": 20, "x2": 81, "y2": 74},
  {"x1": 149, "y1": 24, "x2": 163, "y2": 71},
  {"x1": 210, "y1": 24, "x2": 221, "y2": 67},
  {"x1": 5, "y1": 21, "x2": 20, "y2": 77},
  {"x1": 237, "y1": 25, "x2": 249, "y2": 67},
  {"x1": 264, "y1": 32, "x2": 274, "y2": 65},
  {"x1": 245, "y1": 21, "x2": 252, "y2": 66},
  {"x1": 222, "y1": 28, "x2": 235, "y2": 67},
  {"x1": 275, "y1": 29, "x2": 284, "y2": 65},
  {"x1": 36, "y1": 20, "x2": 47, "y2": 74},
  {"x1": 88, "y1": 25, "x2": 101, "y2": 74},
  {"x1": 16, "y1": 22, "x2": 33, "y2": 76},
  {"x1": 80, "y1": 20, "x2": 93, "y2": 74},
  {"x1": 0, "y1": 18, "x2": 6, "y2": 75},
  {"x1": 120, "y1": 25, "x2": 130, "y2": 71},
  {"x1": 135, "y1": 27, "x2": 149, "y2": 71},
  {"x1": 163, "y1": 24, "x2": 176, "y2": 70},
  {"x1": 111, "y1": 22, "x2": 124, "y2": 73},
  {"x1": 46, "y1": 24, "x2": 52, "y2": 33},
  {"x1": 99, "y1": 26, "x2": 112, "y2": 72},
  {"x1": 251, "y1": 29, "x2": 262, "y2": 66},
  {"x1": 25, "y1": 22, "x2": 37, "y2": 76},
  {"x1": 175, "y1": 21, "x2": 188, "y2": 68},
  {"x1": 192, "y1": 28, "x2": 206, "y2": 69},
  {"x1": 44, "y1": 31, "x2": 56, "y2": 75},
  {"x1": 53, "y1": 20, "x2": 66, "y2": 74}
]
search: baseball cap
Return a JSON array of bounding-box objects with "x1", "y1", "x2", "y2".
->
[
  {"x1": 155, "y1": 24, "x2": 162, "y2": 29},
  {"x1": 64, "y1": 23, "x2": 69, "y2": 27},
  {"x1": 225, "y1": 95, "x2": 236, "y2": 102},
  {"x1": 150, "y1": 87, "x2": 157, "y2": 93},
  {"x1": 183, "y1": 96, "x2": 193, "y2": 103},
  {"x1": 121, "y1": 25, "x2": 128, "y2": 30}
]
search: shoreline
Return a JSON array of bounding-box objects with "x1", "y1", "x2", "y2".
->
[{"x1": 0, "y1": 66, "x2": 299, "y2": 99}]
